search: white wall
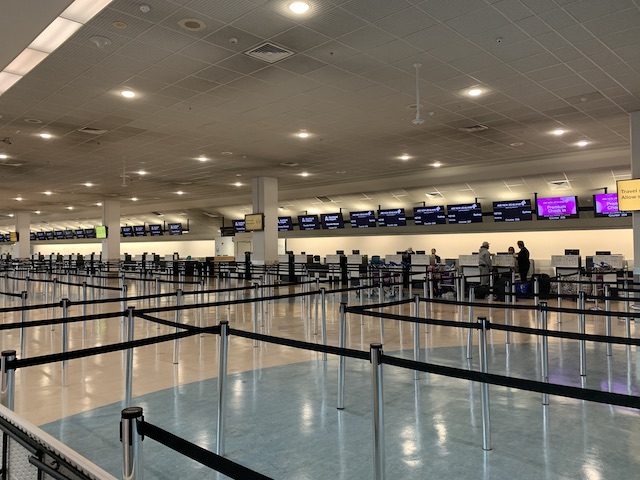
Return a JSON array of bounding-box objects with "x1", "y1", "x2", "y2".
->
[{"x1": 32, "y1": 239, "x2": 215, "y2": 258}]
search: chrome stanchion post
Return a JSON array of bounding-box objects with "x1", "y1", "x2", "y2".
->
[
  {"x1": 579, "y1": 291, "x2": 587, "y2": 377},
  {"x1": 121, "y1": 407, "x2": 143, "y2": 480},
  {"x1": 61, "y1": 298, "x2": 69, "y2": 387},
  {"x1": 625, "y1": 280, "x2": 631, "y2": 338},
  {"x1": 370, "y1": 343, "x2": 385, "y2": 480},
  {"x1": 216, "y1": 321, "x2": 229, "y2": 455},
  {"x1": 540, "y1": 302, "x2": 549, "y2": 405},
  {"x1": 338, "y1": 303, "x2": 347, "y2": 410},
  {"x1": 505, "y1": 280, "x2": 511, "y2": 345},
  {"x1": 557, "y1": 274, "x2": 563, "y2": 325},
  {"x1": 125, "y1": 306, "x2": 135, "y2": 407},
  {"x1": 460, "y1": 275, "x2": 466, "y2": 301},
  {"x1": 1, "y1": 350, "x2": 16, "y2": 410},
  {"x1": 121, "y1": 284, "x2": 128, "y2": 324},
  {"x1": 478, "y1": 316, "x2": 492, "y2": 451},
  {"x1": 466, "y1": 287, "x2": 475, "y2": 359},
  {"x1": 605, "y1": 285, "x2": 612, "y2": 357},
  {"x1": 82, "y1": 281, "x2": 88, "y2": 338},
  {"x1": 413, "y1": 294, "x2": 420, "y2": 380},
  {"x1": 19, "y1": 291, "x2": 27, "y2": 357},
  {"x1": 253, "y1": 282, "x2": 259, "y2": 347},
  {"x1": 534, "y1": 276, "x2": 540, "y2": 326},
  {"x1": 172, "y1": 289, "x2": 182, "y2": 364},
  {"x1": 51, "y1": 278, "x2": 58, "y2": 331},
  {"x1": 321, "y1": 287, "x2": 327, "y2": 361}
]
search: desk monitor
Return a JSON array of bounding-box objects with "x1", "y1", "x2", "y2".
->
[
  {"x1": 537, "y1": 195, "x2": 579, "y2": 220},
  {"x1": 336, "y1": 250, "x2": 345, "y2": 255},
  {"x1": 416, "y1": 250, "x2": 425, "y2": 254},
  {"x1": 595, "y1": 251, "x2": 611, "y2": 255},
  {"x1": 564, "y1": 249, "x2": 580, "y2": 255},
  {"x1": 352, "y1": 250, "x2": 360, "y2": 254}
]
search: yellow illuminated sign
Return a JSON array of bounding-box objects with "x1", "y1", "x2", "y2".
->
[
  {"x1": 245, "y1": 213, "x2": 264, "y2": 232},
  {"x1": 617, "y1": 179, "x2": 640, "y2": 211}
]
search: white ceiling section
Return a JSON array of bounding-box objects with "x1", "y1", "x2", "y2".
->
[{"x1": 0, "y1": 0, "x2": 639, "y2": 228}]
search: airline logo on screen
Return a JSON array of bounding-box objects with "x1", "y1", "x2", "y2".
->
[{"x1": 617, "y1": 179, "x2": 640, "y2": 211}]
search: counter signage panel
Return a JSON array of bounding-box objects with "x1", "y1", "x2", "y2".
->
[
  {"x1": 168, "y1": 223, "x2": 183, "y2": 235},
  {"x1": 447, "y1": 203, "x2": 483, "y2": 224},
  {"x1": 594, "y1": 193, "x2": 629, "y2": 218},
  {"x1": 493, "y1": 199, "x2": 532, "y2": 222},
  {"x1": 149, "y1": 224, "x2": 163, "y2": 236},
  {"x1": 134, "y1": 225, "x2": 147, "y2": 236},
  {"x1": 298, "y1": 215, "x2": 321, "y2": 231},
  {"x1": 320, "y1": 213, "x2": 344, "y2": 229},
  {"x1": 121, "y1": 226, "x2": 134, "y2": 237},
  {"x1": 232, "y1": 220, "x2": 246, "y2": 233},
  {"x1": 278, "y1": 216, "x2": 293, "y2": 231},
  {"x1": 413, "y1": 206, "x2": 446, "y2": 225},
  {"x1": 536, "y1": 196, "x2": 579, "y2": 220},
  {"x1": 349, "y1": 210, "x2": 376, "y2": 228},
  {"x1": 617, "y1": 179, "x2": 640, "y2": 211},
  {"x1": 377, "y1": 208, "x2": 406, "y2": 227}
]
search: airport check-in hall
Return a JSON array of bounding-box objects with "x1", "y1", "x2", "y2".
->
[{"x1": 2, "y1": 0, "x2": 640, "y2": 479}]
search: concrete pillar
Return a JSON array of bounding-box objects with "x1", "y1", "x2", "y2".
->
[
  {"x1": 251, "y1": 177, "x2": 278, "y2": 265},
  {"x1": 632, "y1": 112, "x2": 640, "y2": 285},
  {"x1": 13, "y1": 213, "x2": 31, "y2": 259},
  {"x1": 101, "y1": 200, "x2": 120, "y2": 263}
]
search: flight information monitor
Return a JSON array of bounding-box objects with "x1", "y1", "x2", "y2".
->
[
  {"x1": 232, "y1": 220, "x2": 246, "y2": 233},
  {"x1": 85, "y1": 228, "x2": 97, "y2": 238},
  {"x1": 54, "y1": 230, "x2": 65, "y2": 239},
  {"x1": 537, "y1": 196, "x2": 579, "y2": 220},
  {"x1": 447, "y1": 203, "x2": 483, "y2": 224},
  {"x1": 134, "y1": 225, "x2": 147, "y2": 236},
  {"x1": 121, "y1": 226, "x2": 134, "y2": 237},
  {"x1": 377, "y1": 208, "x2": 406, "y2": 227},
  {"x1": 493, "y1": 199, "x2": 533, "y2": 222},
  {"x1": 298, "y1": 215, "x2": 321, "y2": 231},
  {"x1": 320, "y1": 213, "x2": 345, "y2": 229},
  {"x1": 75, "y1": 229, "x2": 85, "y2": 239},
  {"x1": 149, "y1": 224, "x2": 163, "y2": 236},
  {"x1": 594, "y1": 193, "x2": 629, "y2": 218},
  {"x1": 168, "y1": 223, "x2": 183, "y2": 235},
  {"x1": 350, "y1": 210, "x2": 376, "y2": 228},
  {"x1": 413, "y1": 206, "x2": 447, "y2": 225},
  {"x1": 278, "y1": 216, "x2": 294, "y2": 231}
]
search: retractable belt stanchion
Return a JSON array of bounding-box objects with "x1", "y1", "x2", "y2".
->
[
  {"x1": 216, "y1": 321, "x2": 229, "y2": 456},
  {"x1": 172, "y1": 289, "x2": 183, "y2": 365},
  {"x1": 413, "y1": 294, "x2": 420, "y2": 380},
  {"x1": 557, "y1": 274, "x2": 563, "y2": 325},
  {"x1": 625, "y1": 280, "x2": 631, "y2": 338},
  {"x1": 466, "y1": 287, "x2": 475, "y2": 359},
  {"x1": 125, "y1": 306, "x2": 135, "y2": 407},
  {"x1": 370, "y1": 343, "x2": 385, "y2": 480},
  {"x1": 61, "y1": 298, "x2": 70, "y2": 387},
  {"x1": 82, "y1": 281, "x2": 88, "y2": 338},
  {"x1": 505, "y1": 280, "x2": 511, "y2": 345},
  {"x1": 321, "y1": 287, "x2": 327, "y2": 361},
  {"x1": 253, "y1": 283, "x2": 259, "y2": 347},
  {"x1": 605, "y1": 285, "x2": 612, "y2": 357},
  {"x1": 1, "y1": 350, "x2": 16, "y2": 410},
  {"x1": 534, "y1": 276, "x2": 540, "y2": 327},
  {"x1": 121, "y1": 407, "x2": 144, "y2": 480},
  {"x1": 478, "y1": 317, "x2": 492, "y2": 451},
  {"x1": 579, "y1": 291, "x2": 587, "y2": 377},
  {"x1": 338, "y1": 303, "x2": 347, "y2": 410},
  {"x1": 540, "y1": 303, "x2": 549, "y2": 406},
  {"x1": 20, "y1": 291, "x2": 27, "y2": 357}
]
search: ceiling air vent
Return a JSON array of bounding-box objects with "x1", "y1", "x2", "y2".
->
[
  {"x1": 78, "y1": 127, "x2": 108, "y2": 135},
  {"x1": 549, "y1": 180, "x2": 571, "y2": 190},
  {"x1": 458, "y1": 124, "x2": 489, "y2": 133},
  {"x1": 245, "y1": 43, "x2": 294, "y2": 64},
  {"x1": 316, "y1": 196, "x2": 332, "y2": 203}
]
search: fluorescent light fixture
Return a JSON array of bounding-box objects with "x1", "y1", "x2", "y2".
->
[
  {"x1": 0, "y1": 72, "x2": 22, "y2": 94},
  {"x1": 15, "y1": 197, "x2": 23, "y2": 201},
  {"x1": 67, "y1": 206, "x2": 74, "y2": 210},
  {"x1": 29, "y1": 17, "x2": 83, "y2": 53},
  {"x1": 131, "y1": 197, "x2": 138, "y2": 201},
  {"x1": 431, "y1": 162, "x2": 442, "y2": 167},
  {"x1": 61, "y1": 0, "x2": 114, "y2": 23},
  {"x1": 289, "y1": 2, "x2": 310, "y2": 14},
  {"x1": 5, "y1": 49, "x2": 48, "y2": 76},
  {"x1": 234, "y1": 182, "x2": 242, "y2": 187},
  {"x1": 121, "y1": 90, "x2": 136, "y2": 98},
  {"x1": 34, "y1": 210, "x2": 41, "y2": 214},
  {"x1": 96, "y1": 202, "x2": 103, "y2": 206}
]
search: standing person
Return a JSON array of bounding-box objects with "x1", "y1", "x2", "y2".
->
[
  {"x1": 516, "y1": 240, "x2": 530, "y2": 282},
  {"x1": 429, "y1": 248, "x2": 441, "y2": 265},
  {"x1": 478, "y1": 241, "x2": 492, "y2": 286}
]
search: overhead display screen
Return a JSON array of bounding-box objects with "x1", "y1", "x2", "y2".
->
[
  {"x1": 85, "y1": 228, "x2": 96, "y2": 238},
  {"x1": 377, "y1": 208, "x2": 406, "y2": 227},
  {"x1": 134, "y1": 225, "x2": 147, "y2": 236},
  {"x1": 320, "y1": 213, "x2": 345, "y2": 229},
  {"x1": 594, "y1": 193, "x2": 629, "y2": 218},
  {"x1": 45, "y1": 231, "x2": 54, "y2": 240},
  {"x1": 36, "y1": 231, "x2": 46, "y2": 240},
  {"x1": 278, "y1": 216, "x2": 293, "y2": 231},
  {"x1": 350, "y1": 210, "x2": 376, "y2": 228},
  {"x1": 54, "y1": 230, "x2": 65, "y2": 239},
  {"x1": 95, "y1": 226, "x2": 107, "y2": 239},
  {"x1": 233, "y1": 220, "x2": 246, "y2": 233},
  {"x1": 121, "y1": 226, "x2": 134, "y2": 237},
  {"x1": 30, "y1": 232, "x2": 36, "y2": 241},
  {"x1": 298, "y1": 215, "x2": 321, "y2": 231},
  {"x1": 493, "y1": 199, "x2": 533, "y2": 222},
  {"x1": 149, "y1": 224, "x2": 163, "y2": 236},
  {"x1": 447, "y1": 203, "x2": 483, "y2": 224},
  {"x1": 64, "y1": 230, "x2": 74, "y2": 239},
  {"x1": 75, "y1": 229, "x2": 85, "y2": 239},
  {"x1": 168, "y1": 223, "x2": 183, "y2": 235},
  {"x1": 617, "y1": 179, "x2": 640, "y2": 211},
  {"x1": 537, "y1": 196, "x2": 579, "y2": 220},
  {"x1": 413, "y1": 206, "x2": 447, "y2": 225}
]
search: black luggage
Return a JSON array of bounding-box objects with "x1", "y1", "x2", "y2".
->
[
  {"x1": 474, "y1": 285, "x2": 490, "y2": 299},
  {"x1": 532, "y1": 274, "x2": 551, "y2": 299},
  {"x1": 494, "y1": 277, "x2": 508, "y2": 302}
]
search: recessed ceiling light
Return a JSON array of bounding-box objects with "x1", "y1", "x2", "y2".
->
[
  {"x1": 39, "y1": 133, "x2": 52, "y2": 139},
  {"x1": 300, "y1": 172, "x2": 310, "y2": 177},
  {"x1": 24, "y1": 118, "x2": 42, "y2": 124},
  {"x1": 551, "y1": 129, "x2": 566, "y2": 136},
  {"x1": 510, "y1": 142, "x2": 524, "y2": 147},
  {"x1": 289, "y1": 2, "x2": 310, "y2": 14},
  {"x1": 176, "y1": 191, "x2": 185, "y2": 195},
  {"x1": 0, "y1": 154, "x2": 7, "y2": 159},
  {"x1": 234, "y1": 182, "x2": 242, "y2": 187},
  {"x1": 221, "y1": 151, "x2": 234, "y2": 156},
  {"x1": 400, "y1": 154, "x2": 410, "y2": 161},
  {"x1": 43, "y1": 191, "x2": 52, "y2": 195},
  {"x1": 137, "y1": 170, "x2": 146, "y2": 175},
  {"x1": 120, "y1": 90, "x2": 136, "y2": 98},
  {"x1": 83, "y1": 182, "x2": 93, "y2": 187},
  {"x1": 8, "y1": 214, "x2": 14, "y2": 218},
  {"x1": 337, "y1": 171, "x2": 346, "y2": 174},
  {"x1": 296, "y1": 130, "x2": 310, "y2": 138},
  {"x1": 67, "y1": 206, "x2": 74, "y2": 210},
  {"x1": 15, "y1": 197, "x2": 22, "y2": 201},
  {"x1": 467, "y1": 88, "x2": 484, "y2": 97},
  {"x1": 96, "y1": 202, "x2": 102, "y2": 206},
  {"x1": 34, "y1": 210, "x2": 40, "y2": 214},
  {"x1": 197, "y1": 156, "x2": 208, "y2": 162},
  {"x1": 431, "y1": 162, "x2": 442, "y2": 168},
  {"x1": 131, "y1": 197, "x2": 138, "y2": 201},
  {"x1": 576, "y1": 140, "x2": 589, "y2": 147}
]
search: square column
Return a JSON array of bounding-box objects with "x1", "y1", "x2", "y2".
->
[
  {"x1": 632, "y1": 112, "x2": 640, "y2": 282},
  {"x1": 252, "y1": 177, "x2": 278, "y2": 265},
  {"x1": 102, "y1": 200, "x2": 120, "y2": 263},
  {"x1": 13, "y1": 213, "x2": 31, "y2": 259}
]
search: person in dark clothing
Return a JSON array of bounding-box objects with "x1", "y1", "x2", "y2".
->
[{"x1": 516, "y1": 240, "x2": 530, "y2": 282}]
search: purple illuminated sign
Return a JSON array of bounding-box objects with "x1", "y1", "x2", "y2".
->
[
  {"x1": 536, "y1": 196, "x2": 578, "y2": 220},
  {"x1": 594, "y1": 193, "x2": 629, "y2": 218}
]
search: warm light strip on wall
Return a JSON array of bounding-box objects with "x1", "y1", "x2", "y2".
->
[{"x1": 0, "y1": 0, "x2": 114, "y2": 95}]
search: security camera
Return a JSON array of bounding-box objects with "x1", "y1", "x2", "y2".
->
[{"x1": 2, "y1": 138, "x2": 11, "y2": 145}]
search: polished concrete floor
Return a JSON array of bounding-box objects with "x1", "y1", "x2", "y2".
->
[{"x1": 1, "y1": 274, "x2": 639, "y2": 479}]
